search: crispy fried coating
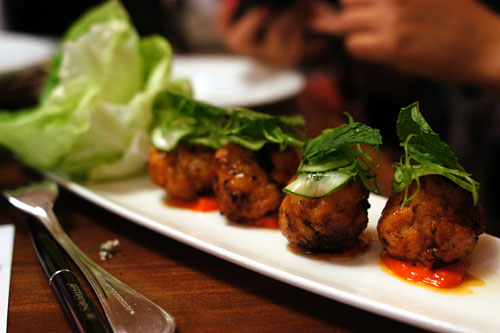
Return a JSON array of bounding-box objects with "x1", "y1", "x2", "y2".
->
[
  {"x1": 148, "y1": 143, "x2": 214, "y2": 200},
  {"x1": 267, "y1": 146, "x2": 300, "y2": 187},
  {"x1": 279, "y1": 179, "x2": 370, "y2": 253},
  {"x1": 212, "y1": 143, "x2": 296, "y2": 223},
  {"x1": 377, "y1": 175, "x2": 484, "y2": 266}
]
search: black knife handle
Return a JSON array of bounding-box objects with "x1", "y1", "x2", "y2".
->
[{"x1": 29, "y1": 220, "x2": 111, "y2": 333}]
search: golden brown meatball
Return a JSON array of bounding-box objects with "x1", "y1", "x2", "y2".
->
[
  {"x1": 148, "y1": 143, "x2": 215, "y2": 201},
  {"x1": 279, "y1": 178, "x2": 370, "y2": 253},
  {"x1": 377, "y1": 175, "x2": 484, "y2": 267},
  {"x1": 212, "y1": 142, "x2": 285, "y2": 223},
  {"x1": 268, "y1": 146, "x2": 300, "y2": 187}
]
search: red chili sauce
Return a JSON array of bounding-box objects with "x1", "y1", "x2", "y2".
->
[
  {"x1": 165, "y1": 197, "x2": 280, "y2": 228},
  {"x1": 247, "y1": 214, "x2": 279, "y2": 229},
  {"x1": 381, "y1": 252, "x2": 469, "y2": 289},
  {"x1": 166, "y1": 196, "x2": 219, "y2": 212}
]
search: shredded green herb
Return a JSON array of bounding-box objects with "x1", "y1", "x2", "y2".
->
[
  {"x1": 393, "y1": 102, "x2": 480, "y2": 205},
  {"x1": 150, "y1": 92, "x2": 305, "y2": 152}
]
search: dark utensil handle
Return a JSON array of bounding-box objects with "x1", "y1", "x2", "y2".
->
[{"x1": 29, "y1": 221, "x2": 111, "y2": 333}]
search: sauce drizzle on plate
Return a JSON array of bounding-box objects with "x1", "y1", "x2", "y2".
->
[
  {"x1": 380, "y1": 252, "x2": 485, "y2": 294},
  {"x1": 166, "y1": 196, "x2": 219, "y2": 212},
  {"x1": 248, "y1": 214, "x2": 279, "y2": 229},
  {"x1": 165, "y1": 197, "x2": 279, "y2": 228}
]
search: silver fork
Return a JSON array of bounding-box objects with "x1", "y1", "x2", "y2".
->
[{"x1": 3, "y1": 181, "x2": 176, "y2": 333}]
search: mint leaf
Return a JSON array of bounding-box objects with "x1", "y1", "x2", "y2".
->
[
  {"x1": 302, "y1": 122, "x2": 382, "y2": 165},
  {"x1": 393, "y1": 102, "x2": 480, "y2": 204},
  {"x1": 397, "y1": 102, "x2": 463, "y2": 171},
  {"x1": 296, "y1": 115, "x2": 383, "y2": 195}
]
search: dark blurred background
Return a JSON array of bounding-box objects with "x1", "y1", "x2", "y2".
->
[{"x1": 1, "y1": 0, "x2": 222, "y2": 52}]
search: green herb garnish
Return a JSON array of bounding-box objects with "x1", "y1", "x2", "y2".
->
[
  {"x1": 393, "y1": 102, "x2": 480, "y2": 205},
  {"x1": 150, "y1": 92, "x2": 305, "y2": 152},
  {"x1": 284, "y1": 114, "x2": 382, "y2": 198}
]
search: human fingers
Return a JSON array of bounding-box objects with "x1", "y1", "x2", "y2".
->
[
  {"x1": 344, "y1": 32, "x2": 394, "y2": 64},
  {"x1": 311, "y1": 1, "x2": 382, "y2": 35},
  {"x1": 338, "y1": 6, "x2": 384, "y2": 33},
  {"x1": 257, "y1": 11, "x2": 301, "y2": 65},
  {"x1": 261, "y1": 1, "x2": 314, "y2": 66},
  {"x1": 224, "y1": 8, "x2": 271, "y2": 55},
  {"x1": 309, "y1": 1, "x2": 342, "y2": 35},
  {"x1": 216, "y1": 0, "x2": 241, "y2": 34},
  {"x1": 267, "y1": 1, "x2": 305, "y2": 38}
]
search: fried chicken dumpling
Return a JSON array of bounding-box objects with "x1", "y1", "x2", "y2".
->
[
  {"x1": 377, "y1": 175, "x2": 484, "y2": 267},
  {"x1": 279, "y1": 178, "x2": 370, "y2": 253},
  {"x1": 266, "y1": 146, "x2": 300, "y2": 187},
  {"x1": 148, "y1": 143, "x2": 214, "y2": 201},
  {"x1": 212, "y1": 142, "x2": 298, "y2": 223}
]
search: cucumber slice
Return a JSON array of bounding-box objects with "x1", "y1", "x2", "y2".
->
[
  {"x1": 283, "y1": 171, "x2": 352, "y2": 198},
  {"x1": 298, "y1": 158, "x2": 351, "y2": 173}
]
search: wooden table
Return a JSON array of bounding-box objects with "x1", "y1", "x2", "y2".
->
[{"x1": 0, "y1": 74, "x2": 425, "y2": 332}]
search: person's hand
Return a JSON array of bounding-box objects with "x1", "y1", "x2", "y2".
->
[
  {"x1": 310, "y1": 0, "x2": 500, "y2": 89},
  {"x1": 217, "y1": 0, "x2": 328, "y2": 67}
]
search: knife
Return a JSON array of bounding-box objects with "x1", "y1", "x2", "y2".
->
[{"x1": 28, "y1": 220, "x2": 111, "y2": 333}]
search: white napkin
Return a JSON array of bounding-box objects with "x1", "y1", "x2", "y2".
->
[{"x1": 0, "y1": 224, "x2": 15, "y2": 333}]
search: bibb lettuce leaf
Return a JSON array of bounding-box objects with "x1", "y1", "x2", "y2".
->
[{"x1": 0, "y1": 1, "x2": 189, "y2": 181}]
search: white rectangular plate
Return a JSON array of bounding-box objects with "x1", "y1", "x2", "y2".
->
[{"x1": 53, "y1": 174, "x2": 500, "y2": 333}]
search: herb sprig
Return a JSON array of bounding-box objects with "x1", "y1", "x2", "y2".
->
[
  {"x1": 150, "y1": 92, "x2": 305, "y2": 152},
  {"x1": 393, "y1": 102, "x2": 480, "y2": 205},
  {"x1": 284, "y1": 114, "x2": 383, "y2": 197}
]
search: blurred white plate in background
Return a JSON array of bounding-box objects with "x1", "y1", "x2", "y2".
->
[
  {"x1": 172, "y1": 54, "x2": 305, "y2": 107},
  {"x1": 0, "y1": 31, "x2": 56, "y2": 76}
]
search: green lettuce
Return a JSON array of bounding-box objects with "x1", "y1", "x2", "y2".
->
[
  {"x1": 393, "y1": 102, "x2": 480, "y2": 205},
  {"x1": 0, "y1": 1, "x2": 189, "y2": 181}
]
